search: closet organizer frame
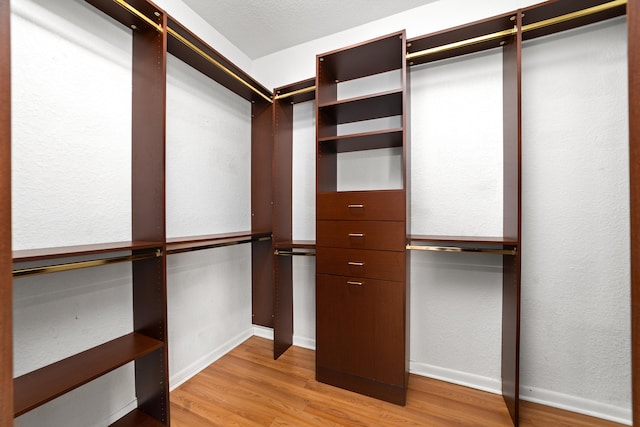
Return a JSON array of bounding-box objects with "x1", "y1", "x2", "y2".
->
[
  {"x1": 271, "y1": 0, "x2": 633, "y2": 425},
  {"x1": 7, "y1": 0, "x2": 170, "y2": 424},
  {"x1": 0, "y1": 0, "x2": 637, "y2": 424},
  {"x1": 89, "y1": 0, "x2": 279, "y2": 375}
]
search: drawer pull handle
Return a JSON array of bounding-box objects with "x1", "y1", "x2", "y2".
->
[
  {"x1": 347, "y1": 281, "x2": 363, "y2": 286},
  {"x1": 348, "y1": 262, "x2": 364, "y2": 266},
  {"x1": 348, "y1": 204, "x2": 364, "y2": 208},
  {"x1": 348, "y1": 233, "x2": 365, "y2": 238}
]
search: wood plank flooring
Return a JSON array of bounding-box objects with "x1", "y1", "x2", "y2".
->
[{"x1": 170, "y1": 336, "x2": 624, "y2": 426}]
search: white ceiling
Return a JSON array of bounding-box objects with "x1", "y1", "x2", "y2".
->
[{"x1": 181, "y1": 0, "x2": 438, "y2": 59}]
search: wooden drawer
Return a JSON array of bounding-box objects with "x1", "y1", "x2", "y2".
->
[
  {"x1": 317, "y1": 190, "x2": 405, "y2": 221},
  {"x1": 316, "y1": 247, "x2": 405, "y2": 282},
  {"x1": 317, "y1": 220, "x2": 405, "y2": 251}
]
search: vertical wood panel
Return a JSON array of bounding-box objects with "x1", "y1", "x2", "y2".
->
[
  {"x1": 0, "y1": 0, "x2": 12, "y2": 425},
  {"x1": 629, "y1": 0, "x2": 640, "y2": 424},
  {"x1": 131, "y1": 17, "x2": 169, "y2": 425},
  {"x1": 271, "y1": 97, "x2": 293, "y2": 356},
  {"x1": 501, "y1": 10, "x2": 522, "y2": 426},
  {"x1": 252, "y1": 99, "x2": 274, "y2": 328}
]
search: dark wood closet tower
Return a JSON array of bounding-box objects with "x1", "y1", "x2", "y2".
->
[{"x1": 314, "y1": 31, "x2": 410, "y2": 406}]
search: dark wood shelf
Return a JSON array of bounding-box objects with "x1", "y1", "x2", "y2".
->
[
  {"x1": 317, "y1": 31, "x2": 405, "y2": 83},
  {"x1": 407, "y1": 13, "x2": 515, "y2": 66},
  {"x1": 273, "y1": 240, "x2": 316, "y2": 250},
  {"x1": 521, "y1": 0, "x2": 627, "y2": 41},
  {"x1": 166, "y1": 231, "x2": 271, "y2": 254},
  {"x1": 14, "y1": 333, "x2": 164, "y2": 417},
  {"x1": 274, "y1": 77, "x2": 316, "y2": 104},
  {"x1": 85, "y1": 0, "x2": 163, "y2": 33},
  {"x1": 319, "y1": 128, "x2": 403, "y2": 153},
  {"x1": 317, "y1": 89, "x2": 403, "y2": 128},
  {"x1": 110, "y1": 409, "x2": 166, "y2": 427},
  {"x1": 13, "y1": 241, "x2": 163, "y2": 263},
  {"x1": 410, "y1": 235, "x2": 518, "y2": 245}
]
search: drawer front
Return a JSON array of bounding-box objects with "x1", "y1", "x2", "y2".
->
[
  {"x1": 316, "y1": 247, "x2": 405, "y2": 282},
  {"x1": 317, "y1": 190, "x2": 405, "y2": 221},
  {"x1": 317, "y1": 220, "x2": 406, "y2": 251}
]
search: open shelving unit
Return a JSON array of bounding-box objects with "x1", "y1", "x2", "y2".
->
[
  {"x1": 0, "y1": 0, "x2": 638, "y2": 425},
  {"x1": 315, "y1": 31, "x2": 410, "y2": 406}
]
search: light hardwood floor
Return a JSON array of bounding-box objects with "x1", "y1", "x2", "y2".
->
[{"x1": 170, "y1": 336, "x2": 624, "y2": 426}]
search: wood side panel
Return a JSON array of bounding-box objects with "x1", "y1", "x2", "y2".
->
[
  {"x1": 272, "y1": 100, "x2": 293, "y2": 244},
  {"x1": 131, "y1": 17, "x2": 169, "y2": 425},
  {"x1": 252, "y1": 100, "x2": 273, "y2": 234},
  {"x1": 251, "y1": 239, "x2": 273, "y2": 328},
  {"x1": 273, "y1": 255, "x2": 293, "y2": 359},
  {"x1": 252, "y1": 99, "x2": 274, "y2": 330},
  {"x1": 271, "y1": 97, "x2": 293, "y2": 355},
  {"x1": 501, "y1": 11, "x2": 522, "y2": 426},
  {"x1": 0, "y1": 0, "x2": 11, "y2": 424},
  {"x1": 629, "y1": 0, "x2": 640, "y2": 424}
]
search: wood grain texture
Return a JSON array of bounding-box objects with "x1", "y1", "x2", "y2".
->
[
  {"x1": 629, "y1": 0, "x2": 640, "y2": 424},
  {"x1": 170, "y1": 337, "x2": 624, "y2": 427},
  {"x1": 0, "y1": 0, "x2": 11, "y2": 424}
]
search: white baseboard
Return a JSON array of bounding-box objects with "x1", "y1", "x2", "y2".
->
[
  {"x1": 520, "y1": 385, "x2": 632, "y2": 426},
  {"x1": 169, "y1": 328, "x2": 254, "y2": 391},
  {"x1": 409, "y1": 361, "x2": 502, "y2": 395},
  {"x1": 106, "y1": 400, "x2": 138, "y2": 426},
  {"x1": 293, "y1": 335, "x2": 316, "y2": 350},
  {"x1": 252, "y1": 325, "x2": 274, "y2": 340}
]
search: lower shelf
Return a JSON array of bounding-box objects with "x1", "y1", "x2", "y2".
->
[
  {"x1": 110, "y1": 409, "x2": 166, "y2": 427},
  {"x1": 14, "y1": 332, "x2": 164, "y2": 417}
]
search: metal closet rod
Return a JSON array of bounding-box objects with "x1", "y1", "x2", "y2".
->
[
  {"x1": 111, "y1": 0, "x2": 273, "y2": 104},
  {"x1": 406, "y1": 0, "x2": 626, "y2": 61},
  {"x1": 274, "y1": 249, "x2": 316, "y2": 257},
  {"x1": 274, "y1": 85, "x2": 316, "y2": 101},
  {"x1": 407, "y1": 244, "x2": 517, "y2": 256},
  {"x1": 166, "y1": 235, "x2": 272, "y2": 255},
  {"x1": 13, "y1": 250, "x2": 162, "y2": 278}
]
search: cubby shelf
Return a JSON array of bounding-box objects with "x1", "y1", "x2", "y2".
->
[
  {"x1": 317, "y1": 89, "x2": 403, "y2": 127},
  {"x1": 14, "y1": 333, "x2": 163, "y2": 417},
  {"x1": 318, "y1": 128, "x2": 403, "y2": 153}
]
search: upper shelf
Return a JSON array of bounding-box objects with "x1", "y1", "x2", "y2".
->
[
  {"x1": 318, "y1": 31, "x2": 406, "y2": 83},
  {"x1": 274, "y1": 78, "x2": 316, "y2": 104},
  {"x1": 521, "y1": 0, "x2": 627, "y2": 41},
  {"x1": 318, "y1": 128, "x2": 403, "y2": 153},
  {"x1": 167, "y1": 17, "x2": 272, "y2": 103},
  {"x1": 407, "y1": 12, "x2": 515, "y2": 66}
]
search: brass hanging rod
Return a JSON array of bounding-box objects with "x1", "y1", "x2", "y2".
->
[
  {"x1": 13, "y1": 250, "x2": 162, "y2": 278},
  {"x1": 274, "y1": 250, "x2": 316, "y2": 257},
  {"x1": 406, "y1": 244, "x2": 517, "y2": 256},
  {"x1": 166, "y1": 235, "x2": 272, "y2": 255},
  {"x1": 406, "y1": 0, "x2": 626, "y2": 61},
  {"x1": 111, "y1": 0, "x2": 272, "y2": 103},
  {"x1": 112, "y1": 0, "x2": 163, "y2": 32},
  {"x1": 274, "y1": 85, "x2": 316, "y2": 101},
  {"x1": 166, "y1": 27, "x2": 273, "y2": 103}
]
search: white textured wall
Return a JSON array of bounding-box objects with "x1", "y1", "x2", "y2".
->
[
  {"x1": 520, "y1": 18, "x2": 630, "y2": 421},
  {"x1": 165, "y1": 47, "x2": 254, "y2": 389},
  {"x1": 11, "y1": 0, "x2": 137, "y2": 425}
]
